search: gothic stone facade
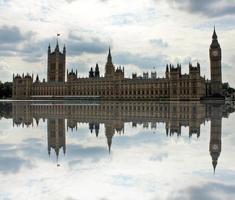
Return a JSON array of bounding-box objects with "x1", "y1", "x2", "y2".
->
[{"x1": 12, "y1": 29, "x2": 223, "y2": 100}]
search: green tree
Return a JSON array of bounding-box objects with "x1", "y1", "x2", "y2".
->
[
  {"x1": 0, "y1": 82, "x2": 12, "y2": 98},
  {"x1": 0, "y1": 81, "x2": 3, "y2": 98}
]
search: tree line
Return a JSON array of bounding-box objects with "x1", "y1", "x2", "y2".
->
[{"x1": 0, "y1": 82, "x2": 12, "y2": 98}]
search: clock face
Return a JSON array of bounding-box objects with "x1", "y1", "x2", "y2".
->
[
  {"x1": 212, "y1": 144, "x2": 219, "y2": 151},
  {"x1": 212, "y1": 50, "x2": 219, "y2": 57}
]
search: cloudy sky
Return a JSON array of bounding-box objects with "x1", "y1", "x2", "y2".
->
[{"x1": 0, "y1": 0, "x2": 235, "y2": 86}]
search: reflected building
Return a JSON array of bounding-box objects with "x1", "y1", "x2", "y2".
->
[
  {"x1": 6, "y1": 101, "x2": 235, "y2": 171},
  {"x1": 89, "y1": 123, "x2": 100, "y2": 137},
  {"x1": 105, "y1": 124, "x2": 115, "y2": 154},
  {"x1": 47, "y1": 118, "x2": 66, "y2": 160},
  {"x1": 209, "y1": 103, "x2": 222, "y2": 173}
]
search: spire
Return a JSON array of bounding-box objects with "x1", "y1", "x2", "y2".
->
[
  {"x1": 108, "y1": 139, "x2": 111, "y2": 154},
  {"x1": 212, "y1": 26, "x2": 217, "y2": 40},
  {"x1": 55, "y1": 148, "x2": 60, "y2": 167},
  {"x1": 212, "y1": 160, "x2": 217, "y2": 174},
  {"x1": 105, "y1": 126, "x2": 113, "y2": 154},
  {"x1": 95, "y1": 129, "x2": 99, "y2": 138},
  {"x1": 95, "y1": 63, "x2": 99, "y2": 70},
  {"x1": 55, "y1": 43, "x2": 59, "y2": 52},
  {"x1": 36, "y1": 74, "x2": 39, "y2": 82},
  {"x1": 95, "y1": 63, "x2": 100, "y2": 77},
  {"x1": 105, "y1": 46, "x2": 115, "y2": 77},
  {"x1": 36, "y1": 118, "x2": 39, "y2": 126},
  {"x1": 108, "y1": 46, "x2": 111, "y2": 57},
  {"x1": 63, "y1": 44, "x2": 66, "y2": 54},
  {"x1": 189, "y1": 62, "x2": 192, "y2": 68},
  {"x1": 48, "y1": 44, "x2": 51, "y2": 54},
  {"x1": 55, "y1": 34, "x2": 60, "y2": 51},
  {"x1": 56, "y1": 156, "x2": 60, "y2": 167},
  {"x1": 108, "y1": 46, "x2": 112, "y2": 63},
  {"x1": 89, "y1": 67, "x2": 94, "y2": 78},
  {"x1": 63, "y1": 145, "x2": 66, "y2": 155},
  {"x1": 48, "y1": 146, "x2": 51, "y2": 156},
  {"x1": 197, "y1": 62, "x2": 200, "y2": 68},
  {"x1": 56, "y1": 39, "x2": 59, "y2": 50},
  {"x1": 210, "y1": 26, "x2": 220, "y2": 48}
]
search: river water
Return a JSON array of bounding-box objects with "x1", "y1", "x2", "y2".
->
[{"x1": 0, "y1": 101, "x2": 235, "y2": 200}]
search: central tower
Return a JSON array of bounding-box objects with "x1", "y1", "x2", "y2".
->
[
  {"x1": 209, "y1": 27, "x2": 222, "y2": 96},
  {"x1": 105, "y1": 47, "x2": 115, "y2": 78},
  {"x1": 47, "y1": 40, "x2": 66, "y2": 82}
]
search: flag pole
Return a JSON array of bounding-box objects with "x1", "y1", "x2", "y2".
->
[{"x1": 56, "y1": 33, "x2": 60, "y2": 46}]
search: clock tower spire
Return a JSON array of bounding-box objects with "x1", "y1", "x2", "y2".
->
[{"x1": 209, "y1": 27, "x2": 222, "y2": 96}]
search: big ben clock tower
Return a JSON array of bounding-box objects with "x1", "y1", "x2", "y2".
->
[{"x1": 209, "y1": 27, "x2": 222, "y2": 96}]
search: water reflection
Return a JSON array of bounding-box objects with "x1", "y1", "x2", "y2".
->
[{"x1": 1, "y1": 101, "x2": 234, "y2": 174}]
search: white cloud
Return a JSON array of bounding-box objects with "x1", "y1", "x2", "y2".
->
[
  {"x1": 0, "y1": 62, "x2": 12, "y2": 82},
  {"x1": 0, "y1": 0, "x2": 234, "y2": 87}
]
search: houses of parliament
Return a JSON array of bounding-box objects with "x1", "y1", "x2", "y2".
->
[{"x1": 12, "y1": 28, "x2": 223, "y2": 100}]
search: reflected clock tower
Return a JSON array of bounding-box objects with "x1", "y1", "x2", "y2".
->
[
  {"x1": 209, "y1": 27, "x2": 222, "y2": 96},
  {"x1": 209, "y1": 104, "x2": 222, "y2": 173}
]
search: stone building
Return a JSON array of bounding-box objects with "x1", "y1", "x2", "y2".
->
[{"x1": 12, "y1": 28, "x2": 223, "y2": 100}]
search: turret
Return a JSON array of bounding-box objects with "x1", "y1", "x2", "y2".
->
[
  {"x1": 177, "y1": 63, "x2": 181, "y2": 74},
  {"x1": 169, "y1": 64, "x2": 181, "y2": 79},
  {"x1": 189, "y1": 62, "x2": 200, "y2": 78},
  {"x1": 95, "y1": 63, "x2": 100, "y2": 78},
  {"x1": 95, "y1": 123, "x2": 100, "y2": 138},
  {"x1": 143, "y1": 72, "x2": 149, "y2": 79},
  {"x1": 151, "y1": 71, "x2": 156, "y2": 79},
  {"x1": 89, "y1": 123, "x2": 94, "y2": 133},
  {"x1": 132, "y1": 73, "x2": 137, "y2": 79},
  {"x1": 35, "y1": 74, "x2": 39, "y2": 83},
  {"x1": 67, "y1": 70, "x2": 77, "y2": 82},
  {"x1": 89, "y1": 67, "x2": 94, "y2": 78},
  {"x1": 48, "y1": 44, "x2": 51, "y2": 54},
  {"x1": 165, "y1": 64, "x2": 169, "y2": 79},
  {"x1": 12, "y1": 73, "x2": 33, "y2": 99},
  {"x1": 63, "y1": 45, "x2": 66, "y2": 55}
]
